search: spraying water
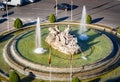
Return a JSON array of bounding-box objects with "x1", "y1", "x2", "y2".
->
[
  {"x1": 34, "y1": 17, "x2": 46, "y2": 54},
  {"x1": 79, "y1": 5, "x2": 88, "y2": 40}
]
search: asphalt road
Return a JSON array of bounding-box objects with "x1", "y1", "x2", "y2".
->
[{"x1": 0, "y1": 0, "x2": 120, "y2": 33}]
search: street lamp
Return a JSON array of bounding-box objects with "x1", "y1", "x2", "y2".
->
[
  {"x1": 71, "y1": 0, "x2": 73, "y2": 21},
  {"x1": 69, "y1": 54, "x2": 73, "y2": 82},
  {"x1": 6, "y1": 0, "x2": 9, "y2": 31},
  {"x1": 55, "y1": 0, "x2": 58, "y2": 17},
  {"x1": 48, "y1": 46, "x2": 52, "y2": 82}
]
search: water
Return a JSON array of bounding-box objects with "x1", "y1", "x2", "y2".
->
[
  {"x1": 34, "y1": 17, "x2": 46, "y2": 54},
  {"x1": 79, "y1": 5, "x2": 88, "y2": 40}
]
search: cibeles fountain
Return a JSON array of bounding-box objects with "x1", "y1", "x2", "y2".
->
[{"x1": 3, "y1": 5, "x2": 120, "y2": 81}]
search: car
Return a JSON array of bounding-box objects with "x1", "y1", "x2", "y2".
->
[
  {"x1": 54, "y1": 3, "x2": 71, "y2": 11},
  {"x1": 0, "y1": 3, "x2": 5, "y2": 11}
]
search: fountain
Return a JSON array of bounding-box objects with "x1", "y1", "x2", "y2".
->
[
  {"x1": 3, "y1": 22, "x2": 117, "y2": 81},
  {"x1": 2, "y1": 4, "x2": 119, "y2": 82},
  {"x1": 34, "y1": 17, "x2": 46, "y2": 54},
  {"x1": 79, "y1": 5, "x2": 88, "y2": 40}
]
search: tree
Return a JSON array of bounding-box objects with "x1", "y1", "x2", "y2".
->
[
  {"x1": 14, "y1": 18, "x2": 23, "y2": 29},
  {"x1": 72, "y1": 77, "x2": 81, "y2": 82},
  {"x1": 86, "y1": 15, "x2": 92, "y2": 24},
  {"x1": 49, "y1": 14, "x2": 56, "y2": 23},
  {"x1": 9, "y1": 71, "x2": 20, "y2": 82},
  {"x1": 117, "y1": 27, "x2": 120, "y2": 34}
]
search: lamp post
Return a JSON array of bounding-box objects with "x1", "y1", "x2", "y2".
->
[
  {"x1": 6, "y1": 0, "x2": 9, "y2": 31},
  {"x1": 71, "y1": 0, "x2": 73, "y2": 21},
  {"x1": 70, "y1": 54, "x2": 73, "y2": 82},
  {"x1": 48, "y1": 47, "x2": 52, "y2": 82},
  {"x1": 55, "y1": 0, "x2": 58, "y2": 17}
]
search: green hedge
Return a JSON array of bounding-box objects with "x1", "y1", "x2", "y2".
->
[
  {"x1": 72, "y1": 77, "x2": 81, "y2": 82},
  {"x1": 9, "y1": 71, "x2": 20, "y2": 82},
  {"x1": 49, "y1": 14, "x2": 56, "y2": 23},
  {"x1": 86, "y1": 15, "x2": 92, "y2": 24},
  {"x1": 117, "y1": 27, "x2": 120, "y2": 34},
  {"x1": 14, "y1": 18, "x2": 23, "y2": 29}
]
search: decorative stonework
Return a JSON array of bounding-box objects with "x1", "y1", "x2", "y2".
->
[{"x1": 45, "y1": 25, "x2": 81, "y2": 55}]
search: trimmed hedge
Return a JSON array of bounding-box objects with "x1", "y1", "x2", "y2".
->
[
  {"x1": 72, "y1": 77, "x2": 81, "y2": 82},
  {"x1": 117, "y1": 27, "x2": 120, "y2": 34},
  {"x1": 9, "y1": 71, "x2": 20, "y2": 82},
  {"x1": 49, "y1": 14, "x2": 56, "y2": 23},
  {"x1": 86, "y1": 15, "x2": 92, "y2": 24},
  {"x1": 14, "y1": 18, "x2": 23, "y2": 29}
]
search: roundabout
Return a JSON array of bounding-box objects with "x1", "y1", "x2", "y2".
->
[{"x1": 2, "y1": 22, "x2": 120, "y2": 81}]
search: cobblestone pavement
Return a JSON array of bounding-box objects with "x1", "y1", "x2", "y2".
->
[{"x1": 0, "y1": 0, "x2": 120, "y2": 34}]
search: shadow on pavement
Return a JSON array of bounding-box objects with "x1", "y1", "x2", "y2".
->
[
  {"x1": 33, "y1": 0, "x2": 41, "y2": 3},
  {"x1": 91, "y1": 17, "x2": 104, "y2": 24},
  {"x1": 0, "y1": 18, "x2": 7, "y2": 23},
  {"x1": 0, "y1": 34, "x2": 14, "y2": 42},
  {"x1": 106, "y1": 77, "x2": 120, "y2": 82},
  {"x1": 71, "y1": 5, "x2": 78, "y2": 10},
  {"x1": 23, "y1": 21, "x2": 36, "y2": 27},
  {"x1": 91, "y1": 1, "x2": 114, "y2": 10},
  {"x1": 89, "y1": 78, "x2": 101, "y2": 82},
  {"x1": 21, "y1": 72, "x2": 35, "y2": 82},
  {"x1": 57, "y1": 16, "x2": 69, "y2": 22},
  {"x1": 2, "y1": 11, "x2": 14, "y2": 17},
  {"x1": 91, "y1": 3, "x2": 120, "y2": 15}
]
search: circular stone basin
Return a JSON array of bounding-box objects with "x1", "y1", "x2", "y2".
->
[{"x1": 16, "y1": 25, "x2": 113, "y2": 68}]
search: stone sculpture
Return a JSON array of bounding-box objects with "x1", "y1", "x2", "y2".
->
[{"x1": 45, "y1": 25, "x2": 81, "y2": 55}]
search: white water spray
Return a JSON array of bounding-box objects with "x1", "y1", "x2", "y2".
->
[
  {"x1": 34, "y1": 17, "x2": 46, "y2": 54},
  {"x1": 79, "y1": 5, "x2": 88, "y2": 40}
]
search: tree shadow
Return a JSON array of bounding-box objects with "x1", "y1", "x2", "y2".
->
[
  {"x1": 71, "y1": 5, "x2": 78, "y2": 10},
  {"x1": 91, "y1": 17, "x2": 104, "y2": 24},
  {"x1": 106, "y1": 77, "x2": 120, "y2": 82},
  {"x1": 57, "y1": 16, "x2": 69, "y2": 22},
  {"x1": 73, "y1": 1, "x2": 115, "y2": 20},
  {"x1": 89, "y1": 78, "x2": 101, "y2": 82},
  {"x1": 0, "y1": 69, "x2": 9, "y2": 77},
  {"x1": 0, "y1": 18, "x2": 7, "y2": 23},
  {"x1": 23, "y1": 21, "x2": 36, "y2": 27},
  {"x1": 91, "y1": 3, "x2": 120, "y2": 15},
  {"x1": 21, "y1": 72, "x2": 35, "y2": 82},
  {"x1": 91, "y1": 1, "x2": 114, "y2": 10},
  {"x1": 2, "y1": 11, "x2": 14, "y2": 17},
  {"x1": 0, "y1": 34, "x2": 14, "y2": 43},
  {"x1": 33, "y1": 0, "x2": 41, "y2": 3}
]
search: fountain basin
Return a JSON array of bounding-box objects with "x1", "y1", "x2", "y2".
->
[
  {"x1": 3, "y1": 22, "x2": 120, "y2": 81},
  {"x1": 16, "y1": 25, "x2": 113, "y2": 67}
]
